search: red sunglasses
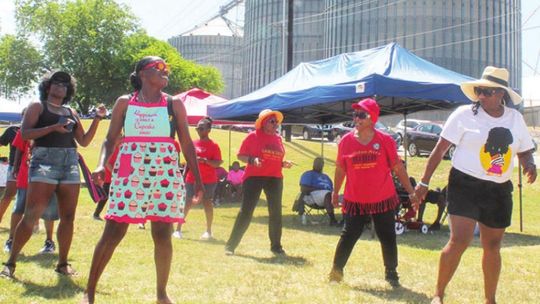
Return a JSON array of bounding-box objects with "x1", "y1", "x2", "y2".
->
[{"x1": 143, "y1": 61, "x2": 169, "y2": 73}]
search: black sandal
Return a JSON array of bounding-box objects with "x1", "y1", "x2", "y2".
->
[
  {"x1": 55, "y1": 262, "x2": 77, "y2": 276},
  {"x1": 0, "y1": 262, "x2": 16, "y2": 279}
]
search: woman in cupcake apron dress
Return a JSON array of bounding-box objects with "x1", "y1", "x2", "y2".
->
[{"x1": 83, "y1": 56, "x2": 203, "y2": 304}]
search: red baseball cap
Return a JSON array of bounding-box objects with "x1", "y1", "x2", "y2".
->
[{"x1": 352, "y1": 98, "x2": 379, "y2": 123}]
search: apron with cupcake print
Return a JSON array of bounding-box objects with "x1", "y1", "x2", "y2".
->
[{"x1": 105, "y1": 92, "x2": 186, "y2": 224}]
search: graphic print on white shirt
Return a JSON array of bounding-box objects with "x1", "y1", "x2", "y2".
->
[
  {"x1": 480, "y1": 127, "x2": 513, "y2": 176},
  {"x1": 440, "y1": 105, "x2": 534, "y2": 183}
]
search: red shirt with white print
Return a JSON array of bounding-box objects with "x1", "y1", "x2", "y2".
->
[
  {"x1": 186, "y1": 138, "x2": 222, "y2": 184},
  {"x1": 238, "y1": 130, "x2": 285, "y2": 180},
  {"x1": 337, "y1": 129, "x2": 399, "y2": 204}
]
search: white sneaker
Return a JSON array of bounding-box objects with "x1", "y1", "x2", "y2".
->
[
  {"x1": 301, "y1": 214, "x2": 307, "y2": 225},
  {"x1": 200, "y1": 231, "x2": 213, "y2": 240},
  {"x1": 172, "y1": 231, "x2": 183, "y2": 239}
]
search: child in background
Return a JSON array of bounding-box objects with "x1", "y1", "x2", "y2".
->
[{"x1": 226, "y1": 161, "x2": 244, "y2": 202}]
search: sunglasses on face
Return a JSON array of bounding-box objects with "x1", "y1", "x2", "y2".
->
[
  {"x1": 352, "y1": 111, "x2": 370, "y2": 120},
  {"x1": 474, "y1": 87, "x2": 501, "y2": 97},
  {"x1": 267, "y1": 119, "x2": 278, "y2": 124},
  {"x1": 143, "y1": 61, "x2": 169, "y2": 73},
  {"x1": 51, "y1": 80, "x2": 69, "y2": 87}
]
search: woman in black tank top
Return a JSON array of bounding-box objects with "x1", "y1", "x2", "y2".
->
[{"x1": 1, "y1": 71, "x2": 106, "y2": 279}]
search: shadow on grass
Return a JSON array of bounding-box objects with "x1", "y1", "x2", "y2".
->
[
  {"x1": 6, "y1": 254, "x2": 84, "y2": 301},
  {"x1": 18, "y1": 275, "x2": 84, "y2": 300},
  {"x1": 184, "y1": 237, "x2": 227, "y2": 246},
  {"x1": 18, "y1": 252, "x2": 59, "y2": 270},
  {"x1": 233, "y1": 252, "x2": 310, "y2": 267},
  {"x1": 351, "y1": 284, "x2": 431, "y2": 303},
  {"x1": 252, "y1": 214, "x2": 344, "y2": 237}
]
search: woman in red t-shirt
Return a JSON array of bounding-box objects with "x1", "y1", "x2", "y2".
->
[
  {"x1": 225, "y1": 109, "x2": 293, "y2": 256},
  {"x1": 174, "y1": 117, "x2": 222, "y2": 240},
  {"x1": 328, "y1": 98, "x2": 419, "y2": 286}
]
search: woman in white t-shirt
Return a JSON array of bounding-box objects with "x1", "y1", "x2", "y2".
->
[{"x1": 414, "y1": 66, "x2": 537, "y2": 304}]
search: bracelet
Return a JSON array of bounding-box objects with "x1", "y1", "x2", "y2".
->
[{"x1": 418, "y1": 181, "x2": 429, "y2": 188}]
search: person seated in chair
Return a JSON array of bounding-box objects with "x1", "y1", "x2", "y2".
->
[
  {"x1": 226, "y1": 161, "x2": 244, "y2": 202},
  {"x1": 293, "y1": 157, "x2": 339, "y2": 226},
  {"x1": 213, "y1": 166, "x2": 228, "y2": 206},
  {"x1": 417, "y1": 186, "x2": 447, "y2": 231}
]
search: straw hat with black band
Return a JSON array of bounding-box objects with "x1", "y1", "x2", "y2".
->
[
  {"x1": 254, "y1": 109, "x2": 283, "y2": 129},
  {"x1": 460, "y1": 66, "x2": 522, "y2": 105}
]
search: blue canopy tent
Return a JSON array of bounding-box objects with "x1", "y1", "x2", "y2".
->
[
  {"x1": 0, "y1": 100, "x2": 24, "y2": 123},
  {"x1": 208, "y1": 43, "x2": 476, "y2": 123}
]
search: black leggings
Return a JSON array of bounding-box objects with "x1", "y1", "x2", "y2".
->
[
  {"x1": 332, "y1": 209, "x2": 397, "y2": 271},
  {"x1": 226, "y1": 176, "x2": 283, "y2": 251}
]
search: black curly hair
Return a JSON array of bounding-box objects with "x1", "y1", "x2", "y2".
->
[
  {"x1": 38, "y1": 71, "x2": 77, "y2": 105},
  {"x1": 130, "y1": 56, "x2": 165, "y2": 90}
]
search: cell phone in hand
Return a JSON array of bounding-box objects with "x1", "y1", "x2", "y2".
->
[{"x1": 58, "y1": 116, "x2": 75, "y2": 132}]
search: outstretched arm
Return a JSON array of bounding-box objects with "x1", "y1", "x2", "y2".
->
[{"x1": 414, "y1": 137, "x2": 453, "y2": 199}]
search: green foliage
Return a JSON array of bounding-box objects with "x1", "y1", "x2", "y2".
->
[
  {"x1": 13, "y1": 0, "x2": 223, "y2": 112},
  {"x1": 15, "y1": 0, "x2": 140, "y2": 112},
  {"x1": 0, "y1": 34, "x2": 42, "y2": 98},
  {"x1": 128, "y1": 34, "x2": 224, "y2": 95}
]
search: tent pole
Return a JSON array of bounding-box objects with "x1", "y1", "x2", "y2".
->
[
  {"x1": 228, "y1": 128, "x2": 232, "y2": 168},
  {"x1": 403, "y1": 109, "x2": 408, "y2": 164},
  {"x1": 519, "y1": 160, "x2": 523, "y2": 232},
  {"x1": 320, "y1": 135, "x2": 324, "y2": 157}
]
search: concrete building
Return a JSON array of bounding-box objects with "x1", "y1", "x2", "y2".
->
[
  {"x1": 168, "y1": 18, "x2": 243, "y2": 99},
  {"x1": 243, "y1": 0, "x2": 521, "y2": 94}
]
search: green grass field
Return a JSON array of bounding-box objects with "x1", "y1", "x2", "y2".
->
[{"x1": 0, "y1": 121, "x2": 539, "y2": 303}]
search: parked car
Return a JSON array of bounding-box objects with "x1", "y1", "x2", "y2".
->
[
  {"x1": 221, "y1": 124, "x2": 255, "y2": 133},
  {"x1": 330, "y1": 121, "x2": 402, "y2": 147},
  {"x1": 282, "y1": 124, "x2": 334, "y2": 141},
  {"x1": 404, "y1": 122, "x2": 455, "y2": 158},
  {"x1": 393, "y1": 119, "x2": 430, "y2": 142}
]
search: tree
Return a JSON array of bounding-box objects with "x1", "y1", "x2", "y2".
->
[
  {"x1": 15, "y1": 0, "x2": 139, "y2": 112},
  {"x1": 15, "y1": 0, "x2": 224, "y2": 113},
  {"x1": 0, "y1": 34, "x2": 42, "y2": 99},
  {"x1": 126, "y1": 33, "x2": 224, "y2": 95}
]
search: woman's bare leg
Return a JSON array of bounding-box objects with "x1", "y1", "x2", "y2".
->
[
  {"x1": 5, "y1": 182, "x2": 55, "y2": 265},
  {"x1": 83, "y1": 220, "x2": 129, "y2": 303},
  {"x1": 55, "y1": 183, "x2": 80, "y2": 266},
  {"x1": 478, "y1": 223, "x2": 505, "y2": 304},
  {"x1": 434, "y1": 215, "x2": 476, "y2": 300},
  {"x1": 151, "y1": 221, "x2": 174, "y2": 304}
]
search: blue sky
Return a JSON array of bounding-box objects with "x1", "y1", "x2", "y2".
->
[{"x1": 1, "y1": 0, "x2": 539, "y2": 98}]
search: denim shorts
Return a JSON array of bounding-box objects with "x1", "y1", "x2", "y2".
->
[
  {"x1": 6, "y1": 165, "x2": 16, "y2": 182},
  {"x1": 29, "y1": 147, "x2": 80, "y2": 185},
  {"x1": 14, "y1": 189, "x2": 60, "y2": 221},
  {"x1": 186, "y1": 182, "x2": 217, "y2": 201}
]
